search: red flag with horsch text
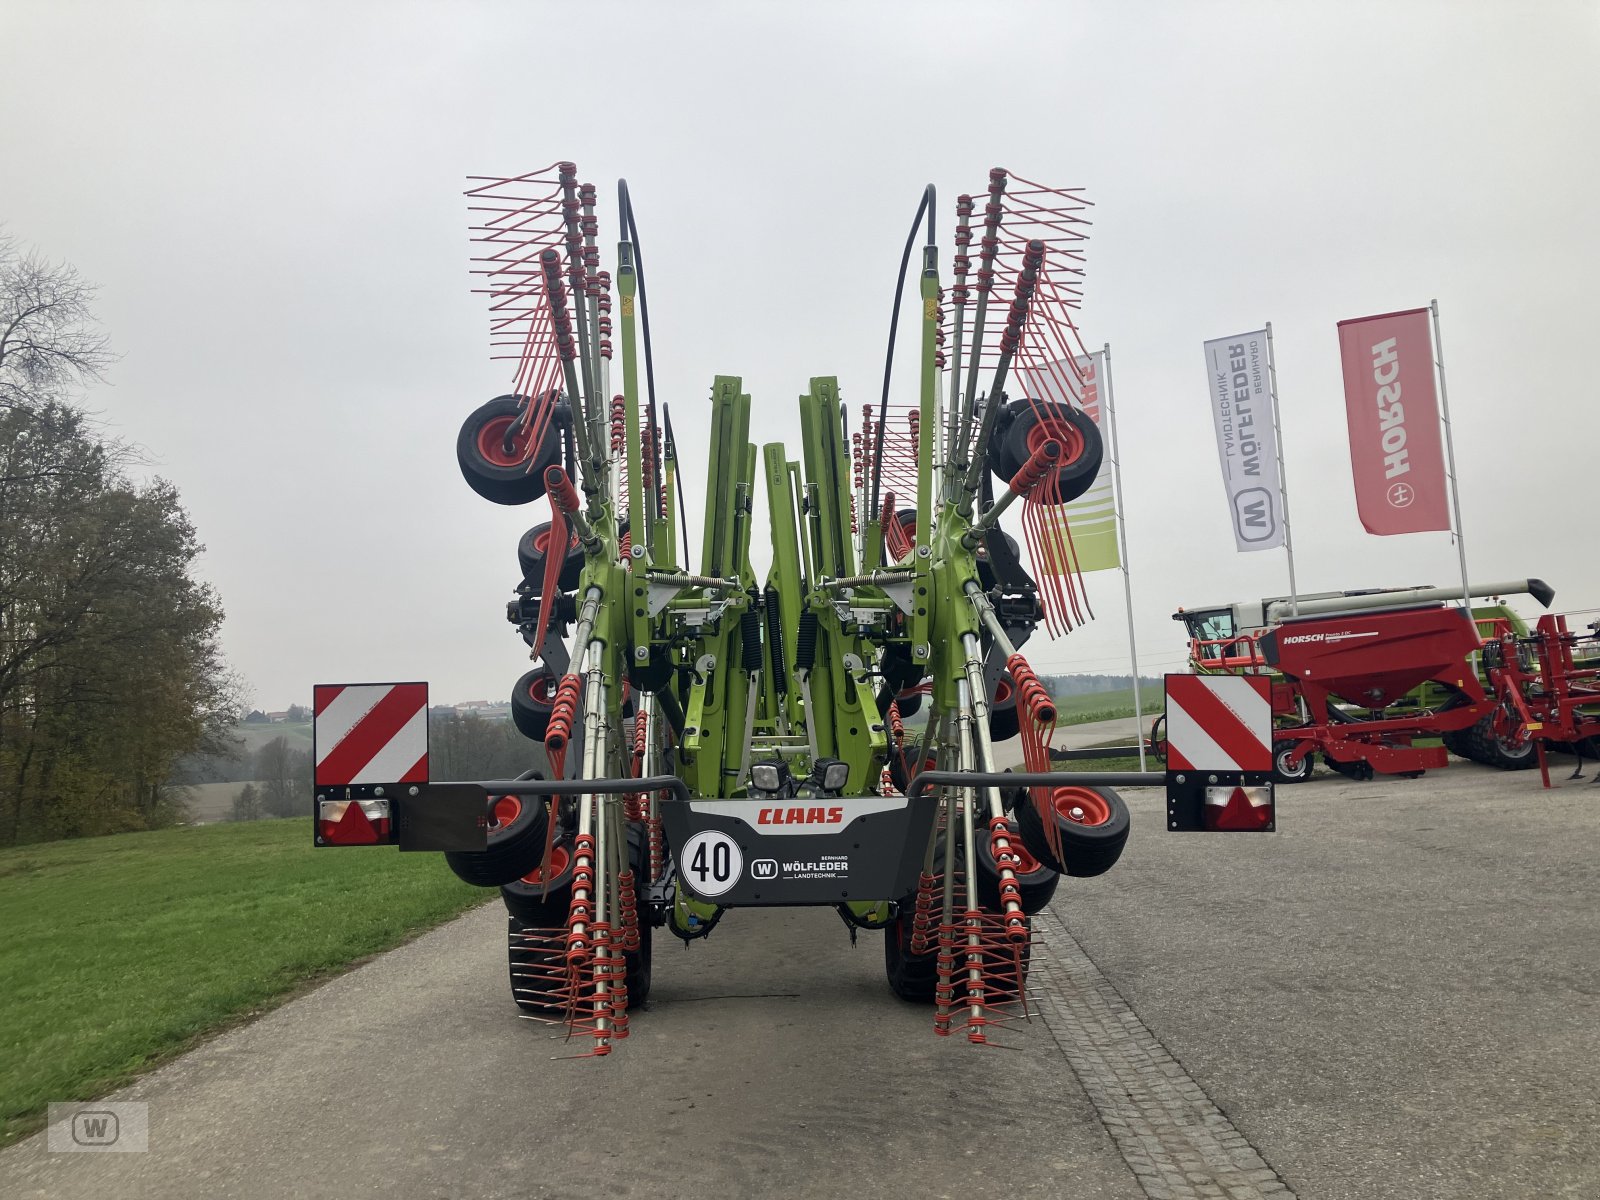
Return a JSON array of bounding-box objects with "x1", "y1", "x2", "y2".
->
[{"x1": 1337, "y1": 308, "x2": 1449, "y2": 535}]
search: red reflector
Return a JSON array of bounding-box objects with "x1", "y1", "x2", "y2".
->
[
  {"x1": 317, "y1": 799, "x2": 392, "y2": 845},
  {"x1": 1203, "y1": 786, "x2": 1274, "y2": 832}
]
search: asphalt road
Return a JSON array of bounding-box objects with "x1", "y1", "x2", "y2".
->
[{"x1": 4, "y1": 757, "x2": 1596, "y2": 1199}]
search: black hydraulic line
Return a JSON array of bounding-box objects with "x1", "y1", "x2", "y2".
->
[
  {"x1": 662, "y1": 402, "x2": 692, "y2": 572},
  {"x1": 617, "y1": 179, "x2": 665, "y2": 513},
  {"x1": 869, "y1": 184, "x2": 937, "y2": 525}
]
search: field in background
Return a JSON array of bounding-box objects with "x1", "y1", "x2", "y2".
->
[
  {"x1": 0, "y1": 820, "x2": 483, "y2": 1146},
  {"x1": 1051, "y1": 684, "x2": 1164, "y2": 726},
  {"x1": 232, "y1": 721, "x2": 313, "y2": 756},
  {"x1": 183, "y1": 780, "x2": 265, "y2": 824}
]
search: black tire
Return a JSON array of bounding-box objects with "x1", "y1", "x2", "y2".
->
[
  {"x1": 510, "y1": 666, "x2": 560, "y2": 742},
  {"x1": 1464, "y1": 710, "x2": 1537, "y2": 770},
  {"x1": 886, "y1": 508, "x2": 919, "y2": 560},
  {"x1": 975, "y1": 818, "x2": 1061, "y2": 914},
  {"x1": 1272, "y1": 739, "x2": 1314, "y2": 784},
  {"x1": 988, "y1": 400, "x2": 1104, "y2": 503},
  {"x1": 1015, "y1": 785, "x2": 1130, "y2": 878},
  {"x1": 444, "y1": 793, "x2": 550, "y2": 887},
  {"x1": 457, "y1": 396, "x2": 561, "y2": 506},
  {"x1": 988, "y1": 671, "x2": 1021, "y2": 743},
  {"x1": 501, "y1": 825, "x2": 651, "y2": 1008},
  {"x1": 883, "y1": 906, "x2": 939, "y2": 1003},
  {"x1": 508, "y1": 915, "x2": 568, "y2": 1014},
  {"x1": 500, "y1": 835, "x2": 577, "y2": 924},
  {"x1": 621, "y1": 822, "x2": 652, "y2": 1007},
  {"x1": 516, "y1": 521, "x2": 584, "y2": 591},
  {"x1": 1323, "y1": 754, "x2": 1374, "y2": 781},
  {"x1": 888, "y1": 737, "x2": 936, "y2": 795}
]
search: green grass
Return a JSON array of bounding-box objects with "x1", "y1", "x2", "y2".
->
[
  {"x1": 0, "y1": 820, "x2": 483, "y2": 1146},
  {"x1": 1050, "y1": 684, "x2": 1165, "y2": 726},
  {"x1": 1054, "y1": 755, "x2": 1148, "y2": 772}
]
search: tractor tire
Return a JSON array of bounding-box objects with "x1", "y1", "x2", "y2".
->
[
  {"x1": 457, "y1": 396, "x2": 560, "y2": 506},
  {"x1": 510, "y1": 666, "x2": 560, "y2": 741},
  {"x1": 516, "y1": 521, "x2": 584, "y2": 591},
  {"x1": 1272, "y1": 739, "x2": 1314, "y2": 784},
  {"x1": 1015, "y1": 785, "x2": 1130, "y2": 878},
  {"x1": 1464, "y1": 711, "x2": 1537, "y2": 770},
  {"x1": 988, "y1": 400, "x2": 1103, "y2": 503},
  {"x1": 883, "y1": 906, "x2": 939, "y2": 1004},
  {"x1": 444, "y1": 794, "x2": 550, "y2": 888},
  {"x1": 974, "y1": 818, "x2": 1061, "y2": 914}
]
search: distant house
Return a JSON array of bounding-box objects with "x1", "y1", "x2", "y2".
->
[
  {"x1": 265, "y1": 711, "x2": 289, "y2": 723},
  {"x1": 244, "y1": 710, "x2": 269, "y2": 724}
]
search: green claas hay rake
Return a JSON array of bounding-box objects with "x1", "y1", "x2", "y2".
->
[{"x1": 312, "y1": 163, "x2": 1273, "y2": 1055}]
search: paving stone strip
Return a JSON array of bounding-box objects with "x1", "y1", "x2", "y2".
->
[{"x1": 1031, "y1": 906, "x2": 1297, "y2": 1200}]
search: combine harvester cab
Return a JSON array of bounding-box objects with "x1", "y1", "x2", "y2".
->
[{"x1": 312, "y1": 163, "x2": 1274, "y2": 1056}]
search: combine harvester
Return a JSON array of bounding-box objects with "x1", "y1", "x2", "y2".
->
[
  {"x1": 311, "y1": 163, "x2": 1274, "y2": 1056},
  {"x1": 1167, "y1": 581, "x2": 1554, "y2": 781}
]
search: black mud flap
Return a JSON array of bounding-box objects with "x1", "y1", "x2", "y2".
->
[{"x1": 657, "y1": 796, "x2": 938, "y2": 906}]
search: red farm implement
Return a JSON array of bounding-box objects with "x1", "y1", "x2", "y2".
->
[
  {"x1": 1484, "y1": 614, "x2": 1600, "y2": 786},
  {"x1": 1161, "y1": 580, "x2": 1554, "y2": 782}
]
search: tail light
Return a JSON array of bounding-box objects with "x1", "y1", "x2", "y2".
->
[
  {"x1": 317, "y1": 798, "x2": 393, "y2": 845},
  {"x1": 1203, "y1": 786, "x2": 1274, "y2": 832}
]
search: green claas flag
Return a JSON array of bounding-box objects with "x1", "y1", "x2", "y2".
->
[{"x1": 1039, "y1": 351, "x2": 1120, "y2": 574}]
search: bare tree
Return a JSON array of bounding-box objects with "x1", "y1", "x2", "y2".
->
[{"x1": 0, "y1": 235, "x2": 114, "y2": 415}]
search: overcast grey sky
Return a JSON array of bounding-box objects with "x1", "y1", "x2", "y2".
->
[{"x1": 3, "y1": 1, "x2": 1597, "y2": 708}]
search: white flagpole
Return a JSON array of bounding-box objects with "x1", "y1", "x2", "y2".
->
[
  {"x1": 1264, "y1": 323, "x2": 1299, "y2": 615},
  {"x1": 1101, "y1": 343, "x2": 1146, "y2": 771},
  {"x1": 1430, "y1": 299, "x2": 1471, "y2": 607}
]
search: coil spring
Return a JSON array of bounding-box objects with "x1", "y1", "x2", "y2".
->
[
  {"x1": 794, "y1": 610, "x2": 819, "y2": 673},
  {"x1": 763, "y1": 586, "x2": 788, "y2": 696},
  {"x1": 740, "y1": 607, "x2": 763, "y2": 673}
]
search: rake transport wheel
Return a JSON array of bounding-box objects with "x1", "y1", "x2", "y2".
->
[
  {"x1": 507, "y1": 915, "x2": 567, "y2": 1014},
  {"x1": 457, "y1": 395, "x2": 561, "y2": 506},
  {"x1": 510, "y1": 666, "x2": 560, "y2": 741},
  {"x1": 988, "y1": 400, "x2": 1104, "y2": 504},
  {"x1": 1272, "y1": 739, "x2": 1314, "y2": 783},
  {"x1": 516, "y1": 521, "x2": 584, "y2": 590},
  {"x1": 988, "y1": 673, "x2": 1021, "y2": 742},
  {"x1": 888, "y1": 736, "x2": 937, "y2": 796},
  {"x1": 443, "y1": 794, "x2": 550, "y2": 887},
  {"x1": 502, "y1": 825, "x2": 652, "y2": 1010},
  {"x1": 1016, "y1": 785, "x2": 1130, "y2": 878},
  {"x1": 975, "y1": 817, "x2": 1061, "y2": 914},
  {"x1": 883, "y1": 905, "x2": 939, "y2": 1003}
]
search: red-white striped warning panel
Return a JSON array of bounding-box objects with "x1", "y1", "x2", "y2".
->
[
  {"x1": 313, "y1": 683, "x2": 429, "y2": 788},
  {"x1": 1164, "y1": 674, "x2": 1271, "y2": 773}
]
